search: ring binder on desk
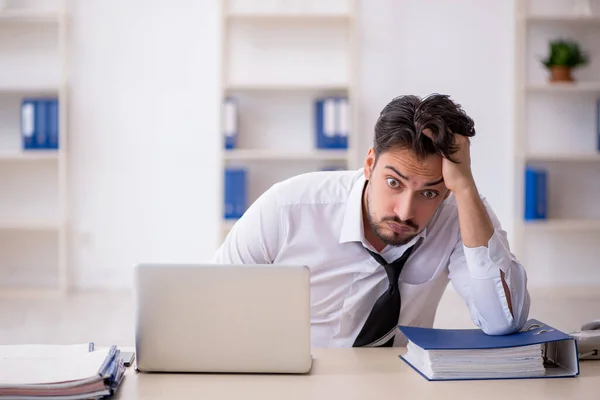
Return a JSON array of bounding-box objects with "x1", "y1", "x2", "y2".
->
[{"x1": 398, "y1": 319, "x2": 580, "y2": 381}]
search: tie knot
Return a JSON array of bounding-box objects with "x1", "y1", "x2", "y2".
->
[{"x1": 366, "y1": 243, "x2": 418, "y2": 286}]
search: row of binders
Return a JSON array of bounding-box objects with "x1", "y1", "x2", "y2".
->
[
  {"x1": 20, "y1": 97, "x2": 60, "y2": 150},
  {"x1": 222, "y1": 96, "x2": 350, "y2": 150},
  {"x1": 0, "y1": 342, "x2": 125, "y2": 399}
]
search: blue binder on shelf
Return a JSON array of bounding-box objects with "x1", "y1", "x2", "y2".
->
[
  {"x1": 223, "y1": 97, "x2": 238, "y2": 150},
  {"x1": 524, "y1": 166, "x2": 547, "y2": 220},
  {"x1": 21, "y1": 98, "x2": 37, "y2": 150},
  {"x1": 20, "y1": 97, "x2": 59, "y2": 151},
  {"x1": 335, "y1": 96, "x2": 349, "y2": 149},
  {"x1": 314, "y1": 97, "x2": 337, "y2": 149},
  {"x1": 47, "y1": 98, "x2": 59, "y2": 149},
  {"x1": 224, "y1": 167, "x2": 247, "y2": 220},
  {"x1": 596, "y1": 99, "x2": 600, "y2": 151},
  {"x1": 398, "y1": 319, "x2": 580, "y2": 381}
]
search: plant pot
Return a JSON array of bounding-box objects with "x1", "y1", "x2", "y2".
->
[{"x1": 549, "y1": 66, "x2": 573, "y2": 82}]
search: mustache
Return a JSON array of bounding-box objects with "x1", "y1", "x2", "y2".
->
[{"x1": 381, "y1": 216, "x2": 418, "y2": 230}]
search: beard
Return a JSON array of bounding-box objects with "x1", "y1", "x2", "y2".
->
[{"x1": 365, "y1": 187, "x2": 419, "y2": 247}]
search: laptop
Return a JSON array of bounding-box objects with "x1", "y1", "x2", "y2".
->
[{"x1": 133, "y1": 263, "x2": 313, "y2": 374}]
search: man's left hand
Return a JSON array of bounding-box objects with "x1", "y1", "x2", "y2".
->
[{"x1": 423, "y1": 129, "x2": 475, "y2": 194}]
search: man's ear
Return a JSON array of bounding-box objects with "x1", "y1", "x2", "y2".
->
[{"x1": 364, "y1": 147, "x2": 376, "y2": 180}]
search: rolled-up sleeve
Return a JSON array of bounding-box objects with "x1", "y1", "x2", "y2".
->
[{"x1": 448, "y1": 201, "x2": 531, "y2": 335}]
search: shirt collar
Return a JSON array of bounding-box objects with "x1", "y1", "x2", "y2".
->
[{"x1": 339, "y1": 170, "x2": 429, "y2": 247}]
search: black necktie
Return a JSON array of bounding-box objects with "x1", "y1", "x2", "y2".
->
[{"x1": 353, "y1": 243, "x2": 417, "y2": 347}]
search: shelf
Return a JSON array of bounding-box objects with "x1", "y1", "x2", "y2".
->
[
  {"x1": 0, "y1": 9, "x2": 59, "y2": 23},
  {"x1": 522, "y1": 219, "x2": 600, "y2": 232},
  {"x1": 0, "y1": 219, "x2": 61, "y2": 231},
  {"x1": 0, "y1": 150, "x2": 60, "y2": 161},
  {"x1": 0, "y1": 288, "x2": 63, "y2": 299},
  {"x1": 225, "y1": 83, "x2": 349, "y2": 92},
  {"x1": 524, "y1": 14, "x2": 600, "y2": 24},
  {"x1": 224, "y1": 149, "x2": 349, "y2": 161},
  {"x1": 226, "y1": 12, "x2": 352, "y2": 22},
  {"x1": 0, "y1": 85, "x2": 60, "y2": 94},
  {"x1": 525, "y1": 153, "x2": 600, "y2": 162},
  {"x1": 527, "y1": 82, "x2": 600, "y2": 93}
]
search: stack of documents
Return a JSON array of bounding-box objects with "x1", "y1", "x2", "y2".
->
[
  {"x1": 399, "y1": 319, "x2": 580, "y2": 381},
  {"x1": 0, "y1": 343, "x2": 125, "y2": 399}
]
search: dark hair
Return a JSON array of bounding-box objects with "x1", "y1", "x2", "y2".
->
[{"x1": 373, "y1": 94, "x2": 475, "y2": 163}]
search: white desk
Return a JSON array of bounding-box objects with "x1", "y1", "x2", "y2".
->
[{"x1": 115, "y1": 348, "x2": 600, "y2": 399}]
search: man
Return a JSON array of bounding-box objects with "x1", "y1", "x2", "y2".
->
[{"x1": 212, "y1": 93, "x2": 530, "y2": 348}]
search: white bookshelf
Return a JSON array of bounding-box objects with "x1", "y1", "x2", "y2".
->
[
  {"x1": 0, "y1": 0, "x2": 69, "y2": 296},
  {"x1": 218, "y1": 0, "x2": 358, "y2": 240},
  {"x1": 514, "y1": 0, "x2": 600, "y2": 287}
]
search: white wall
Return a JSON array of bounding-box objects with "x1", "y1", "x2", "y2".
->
[
  {"x1": 356, "y1": 0, "x2": 516, "y2": 238},
  {"x1": 64, "y1": 0, "x2": 543, "y2": 289},
  {"x1": 68, "y1": 0, "x2": 221, "y2": 289}
]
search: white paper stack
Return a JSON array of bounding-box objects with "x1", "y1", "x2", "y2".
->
[
  {"x1": 0, "y1": 343, "x2": 125, "y2": 399},
  {"x1": 403, "y1": 341, "x2": 546, "y2": 380}
]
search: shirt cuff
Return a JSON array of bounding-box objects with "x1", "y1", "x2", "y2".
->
[{"x1": 463, "y1": 229, "x2": 511, "y2": 279}]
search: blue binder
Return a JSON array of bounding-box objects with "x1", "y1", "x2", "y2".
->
[
  {"x1": 524, "y1": 167, "x2": 547, "y2": 220},
  {"x1": 21, "y1": 98, "x2": 37, "y2": 150},
  {"x1": 335, "y1": 96, "x2": 349, "y2": 149},
  {"x1": 596, "y1": 99, "x2": 600, "y2": 151},
  {"x1": 314, "y1": 97, "x2": 337, "y2": 149},
  {"x1": 223, "y1": 97, "x2": 238, "y2": 150},
  {"x1": 398, "y1": 319, "x2": 580, "y2": 381},
  {"x1": 20, "y1": 97, "x2": 59, "y2": 150},
  {"x1": 224, "y1": 168, "x2": 247, "y2": 220},
  {"x1": 47, "y1": 98, "x2": 59, "y2": 149}
]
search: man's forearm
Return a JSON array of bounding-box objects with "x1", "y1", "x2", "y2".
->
[{"x1": 453, "y1": 183, "x2": 513, "y2": 316}]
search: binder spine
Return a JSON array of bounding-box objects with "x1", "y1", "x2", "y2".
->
[
  {"x1": 21, "y1": 98, "x2": 36, "y2": 150},
  {"x1": 323, "y1": 98, "x2": 336, "y2": 148},
  {"x1": 35, "y1": 99, "x2": 48, "y2": 149},
  {"x1": 223, "y1": 97, "x2": 238, "y2": 150},
  {"x1": 47, "y1": 98, "x2": 59, "y2": 150},
  {"x1": 315, "y1": 97, "x2": 337, "y2": 149},
  {"x1": 336, "y1": 97, "x2": 349, "y2": 149},
  {"x1": 596, "y1": 98, "x2": 599, "y2": 151},
  {"x1": 524, "y1": 166, "x2": 547, "y2": 220},
  {"x1": 224, "y1": 167, "x2": 247, "y2": 219}
]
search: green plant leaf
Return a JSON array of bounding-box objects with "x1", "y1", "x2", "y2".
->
[{"x1": 540, "y1": 39, "x2": 589, "y2": 68}]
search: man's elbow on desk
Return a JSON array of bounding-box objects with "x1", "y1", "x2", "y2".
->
[{"x1": 473, "y1": 286, "x2": 531, "y2": 336}]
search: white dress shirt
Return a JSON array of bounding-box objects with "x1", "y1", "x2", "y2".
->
[{"x1": 211, "y1": 168, "x2": 531, "y2": 348}]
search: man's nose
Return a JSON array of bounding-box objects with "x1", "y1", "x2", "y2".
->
[{"x1": 393, "y1": 194, "x2": 415, "y2": 222}]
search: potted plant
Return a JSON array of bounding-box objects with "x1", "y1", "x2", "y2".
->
[{"x1": 541, "y1": 39, "x2": 589, "y2": 82}]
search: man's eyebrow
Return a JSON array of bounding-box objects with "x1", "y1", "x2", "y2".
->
[
  {"x1": 424, "y1": 177, "x2": 444, "y2": 187},
  {"x1": 385, "y1": 165, "x2": 409, "y2": 181},
  {"x1": 385, "y1": 165, "x2": 444, "y2": 187}
]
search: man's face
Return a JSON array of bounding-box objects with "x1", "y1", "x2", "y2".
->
[{"x1": 363, "y1": 148, "x2": 450, "y2": 247}]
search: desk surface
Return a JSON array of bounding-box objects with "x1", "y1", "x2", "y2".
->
[{"x1": 115, "y1": 348, "x2": 600, "y2": 399}]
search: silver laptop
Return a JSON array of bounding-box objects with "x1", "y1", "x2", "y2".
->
[{"x1": 133, "y1": 263, "x2": 312, "y2": 374}]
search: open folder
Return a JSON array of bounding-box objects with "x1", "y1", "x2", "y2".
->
[{"x1": 399, "y1": 319, "x2": 580, "y2": 381}]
